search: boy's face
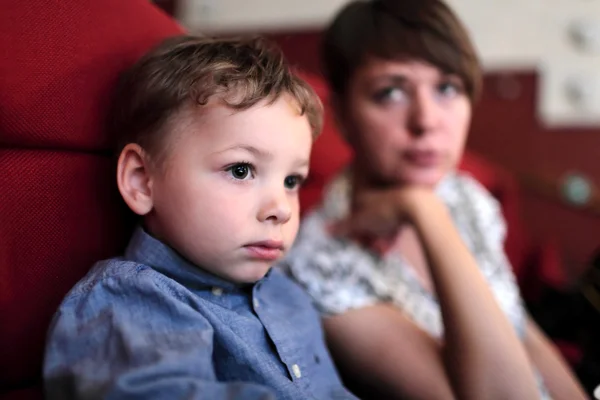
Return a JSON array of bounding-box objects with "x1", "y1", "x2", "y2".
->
[{"x1": 144, "y1": 96, "x2": 312, "y2": 283}]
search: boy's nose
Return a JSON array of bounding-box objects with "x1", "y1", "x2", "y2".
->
[{"x1": 257, "y1": 189, "x2": 292, "y2": 224}]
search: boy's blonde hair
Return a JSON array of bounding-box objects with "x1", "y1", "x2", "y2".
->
[{"x1": 111, "y1": 35, "x2": 323, "y2": 162}]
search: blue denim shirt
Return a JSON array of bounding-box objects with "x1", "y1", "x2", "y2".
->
[{"x1": 44, "y1": 227, "x2": 356, "y2": 400}]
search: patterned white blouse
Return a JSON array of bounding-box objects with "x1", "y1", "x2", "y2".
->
[{"x1": 282, "y1": 170, "x2": 550, "y2": 399}]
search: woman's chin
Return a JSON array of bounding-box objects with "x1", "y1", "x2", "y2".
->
[{"x1": 398, "y1": 170, "x2": 451, "y2": 189}]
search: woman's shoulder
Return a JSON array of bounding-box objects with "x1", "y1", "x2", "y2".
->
[
  {"x1": 440, "y1": 171, "x2": 507, "y2": 246},
  {"x1": 444, "y1": 172, "x2": 504, "y2": 221},
  {"x1": 441, "y1": 172, "x2": 500, "y2": 209}
]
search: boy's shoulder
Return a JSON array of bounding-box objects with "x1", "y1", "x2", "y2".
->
[{"x1": 60, "y1": 257, "x2": 179, "y2": 305}]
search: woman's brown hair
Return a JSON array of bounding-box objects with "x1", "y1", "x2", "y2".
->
[{"x1": 322, "y1": 0, "x2": 481, "y2": 102}]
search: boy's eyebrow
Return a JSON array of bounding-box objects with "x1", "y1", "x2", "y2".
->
[{"x1": 214, "y1": 144, "x2": 273, "y2": 159}]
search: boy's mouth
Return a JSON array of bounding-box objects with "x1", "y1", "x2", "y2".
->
[{"x1": 243, "y1": 240, "x2": 284, "y2": 261}]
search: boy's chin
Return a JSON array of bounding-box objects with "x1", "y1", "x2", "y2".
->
[{"x1": 225, "y1": 263, "x2": 274, "y2": 284}]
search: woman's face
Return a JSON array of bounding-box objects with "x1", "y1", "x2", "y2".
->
[{"x1": 338, "y1": 57, "x2": 472, "y2": 188}]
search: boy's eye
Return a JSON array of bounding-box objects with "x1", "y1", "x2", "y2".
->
[
  {"x1": 228, "y1": 163, "x2": 253, "y2": 180},
  {"x1": 284, "y1": 175, "x2": 304, "y2": 190}
]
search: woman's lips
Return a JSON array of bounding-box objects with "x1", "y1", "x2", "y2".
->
[{"x1": 403, "y1": 150, "x2": 441, "y2": 167}]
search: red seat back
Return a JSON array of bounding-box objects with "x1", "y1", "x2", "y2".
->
[{"x1": 0, "y1": 0, "x2": 182, "y2": 393}]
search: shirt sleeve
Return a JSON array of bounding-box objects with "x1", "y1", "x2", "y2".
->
[
  {"x1": 43, "y1": 266, "x2": 275, "y2": 400},
  {"x1": 282, "y1": 212, "x2": 384, "y2": 316}
]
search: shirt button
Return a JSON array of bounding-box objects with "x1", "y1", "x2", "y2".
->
[
  {"x1": 292, "y1": 364, "x2": 302, "y2": 379},
  {"x1": 211, "y1": 287, "x2": 223, "y2": 296},
  {"x1": 253, "y1": 298, "x2": 260, "y2": 309}
]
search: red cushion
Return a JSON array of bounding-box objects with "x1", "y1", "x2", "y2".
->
[
  {"x1": 0, "y1": 0, "x2": 182, "y2": 392},
  {"x1": 0, "y1": 150, "x2": 135, "y2": 388},
  {"x1": 0, "y1": 0, "x2": 182, "y2": 151}
]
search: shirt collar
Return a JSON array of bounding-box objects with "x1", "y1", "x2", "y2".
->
[{"x1": 124, "y1": 226, "x2": 262, "y2": 291}]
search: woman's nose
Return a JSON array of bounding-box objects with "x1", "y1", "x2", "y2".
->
[{"x1": 408, "y1": 91, "x2": 440, "y2": 136}]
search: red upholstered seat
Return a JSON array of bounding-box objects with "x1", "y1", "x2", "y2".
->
[{"x1": 0, "y1": 1, "x2": 182, "y2": 397}]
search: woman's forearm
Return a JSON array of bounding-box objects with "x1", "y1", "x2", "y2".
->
[
  {"x1": 409, "y1": 197, "x2": 539, "y2": 400},
  {"x1": 525, "y1": 319, "x2": 587, "y2": 400}
]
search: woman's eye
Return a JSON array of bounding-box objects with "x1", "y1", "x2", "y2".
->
[
  {"x1": 228, "y1": 163, "x2": 253, "y2": 180},
  {"x1": 437, "y1": 81, "x2": 462, "y2": 97},
  {"x1": 284, "y1": 175, "x2": 304, "y2": 190},
  {"x1": 374, "y1": 87, "x2": 406, "y2": 103}
]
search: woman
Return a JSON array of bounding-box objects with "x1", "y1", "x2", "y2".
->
[{"x1": 284, "y1": 0, "x2": 587, "y2": 399}]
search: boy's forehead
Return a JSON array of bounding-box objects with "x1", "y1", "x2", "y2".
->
[{"x1": 167, "y1": 98, "x2": 312, "y2": 155}]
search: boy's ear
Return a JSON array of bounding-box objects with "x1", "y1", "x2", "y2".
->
[{"x1": 116, "y1": 143, "x2": 154, "y2": 216}]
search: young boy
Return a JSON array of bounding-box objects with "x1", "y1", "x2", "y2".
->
[{"x1": 43, "y1": 36, "x2": 357, "y2": 400}]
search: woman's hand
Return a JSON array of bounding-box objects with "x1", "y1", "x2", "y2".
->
[{"x1": 333, "y1": 186, "x2": 441, "y2": 250}]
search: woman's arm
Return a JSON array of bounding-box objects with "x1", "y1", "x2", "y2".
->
[
  {"x1": 524, "y1": 317, "x2": 588, "y2": 400},
  {"x1": 333, "y1": 188, "x2": 540, "y2": 400},
  {"x1": 410, "y1": 190, "x2": 539, "y2": 399},
  {"x1": 323, "y1": 304, "x2": 455, "y2": 400}
]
